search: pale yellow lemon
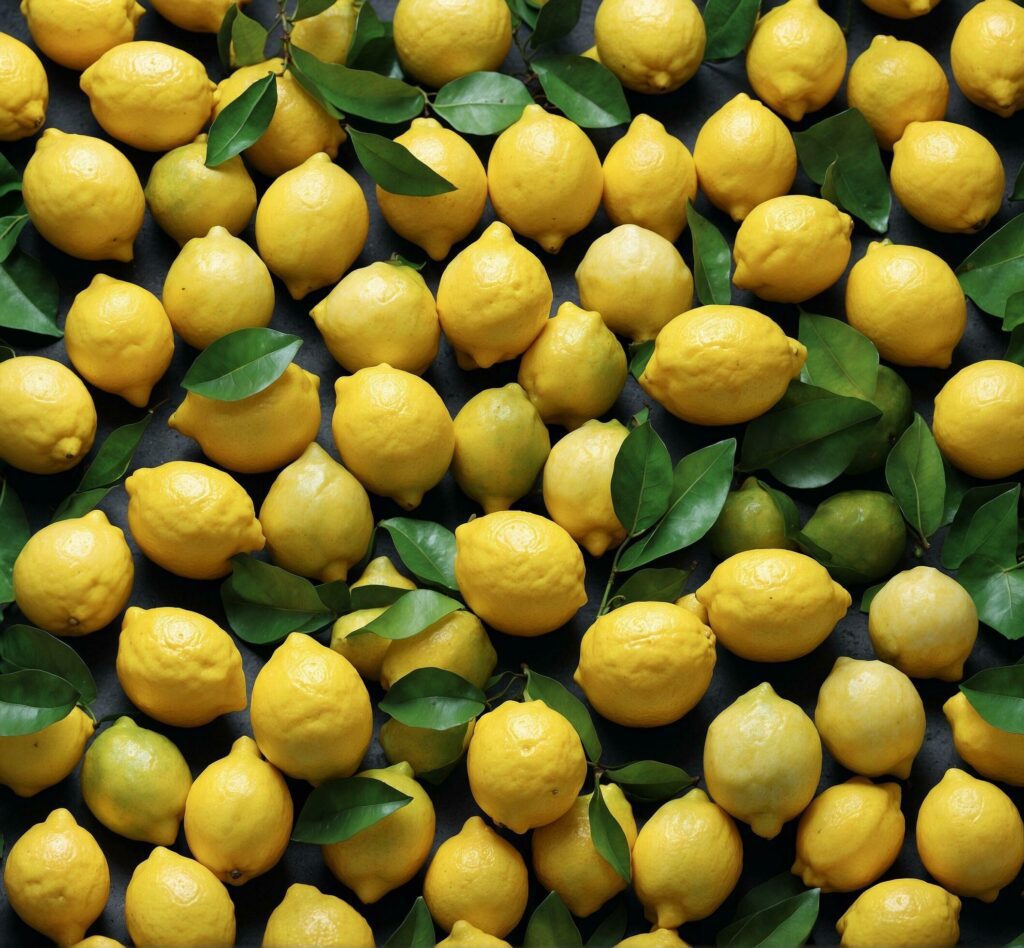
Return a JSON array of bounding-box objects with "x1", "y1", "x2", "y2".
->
[
  {"x1": 291, "y1": 0, "x2": 356, "y2": 62},
  {"x1": 944, "y1": 691, "x2": 1024, "y2": 786},
  {"x1": 0, "y1": 32, "x2": 47, "y2": 140},
  {"x1": 149, "y1": 0, "x2": 245, "y2": 31},
  {"x1": 20, "y1": 0, "x2": 144, "y2": 70},
  {"x1": 837, "y1": 880, "x2": 961, "y2": 947},
  {"x1": 263, "y1": 884, "x2": 373, "y2": 948},
  {"x1": 952, "y1": 0, "x2": 1024, "y2": 117},
  {"x1": 861, "y1": 0, "x2": 939, "y2": 16},
  {"x1": 0, "y1": 708, "x2": 93, "y2": 797},
  {"x1": 380, "y1": 610, "x2": 497, "y2": 690}
]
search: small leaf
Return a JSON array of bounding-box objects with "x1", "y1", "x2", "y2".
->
[
  {"x1": 584, "y1": 901, "x2": 628, "y2": 948},
  {"x1": 1013, "y1": 159, "x2": 1024, "y2": 201},
  {"x1": 885, "y1": 413, "x2": 946, "y2": 541},
  {"x1": 958, "y1": 555, "x2": 1024, "y2": 640},
  {"x1": 524, "y1": 892, "x2": 583, "y2": 948},
  {"x1": 379, "y1": 518, "x2": 459, "y2": 593},
  {"x1": 293, "y1": 0, "x2": 336, "y2": 18},
  {"x1": 614, "y1": 568, "x2": 690, "y2": 606},
  {"x1": 0, "y1": 250, "x2": 63, "y2": 338},
  {"x1": 355, "y1": 590, "x2": 462, "y2": 640},
  {"x1": 388, "y1": 253, "x2": 425, "y2": 271},
  {"x1": 292, "y1": 775, "x2": 413, "y2": 843},
  {"x1": 206, "y1": 72, "x2": 278, "y2": 168},
  {"x1": 0, "y1": 669, "x2": 79, "y2": 737},
  {"x1": 0, "y1": 479, "x2": 30, "y2": 606},
  {"x1": 603, "y1": 760, "x2": 696, "y2": 802},
  {"x1": 702, "y1": 0, "x2": 760, "y2": 62},
  {"x1": 629, "y1": 340, "x2": 655, "y2": 380},
  {"x1": 529, "y1": 0, "x2": 582, "y2": 47},
  {"x1": 382, "y1": 897, "x2": 435, "y2": 948},
  {"x1": 379, "y1": 667, "x2": 486, "y2": 729},
  {"x1": 532, "y1": 55, "x2": 631, "y2": 129},
  {"x1": 0, "y1": 625, "x2": 97, "y2": 706},
  {"x1": 507, "y1": 0, "x2": 540, "y2": 28},
  {"x1": 348, "y1": 127, "x2": 456, "y2": 196},
  {"x1": 0, "y1": 154, "x2": 21, "y2": 198},
  {"x1": 523, "y1": 667, "x2": 602, "y2": 763},
  {"x1": 960, "y1": 664, "x2": 1024, "y2": 735},
  {"x1": 956, "y1": 212, "x2": 1024, "y2": 323},
  {"x1": 346, "y1": 1, "x2": 400, "y2": 76},
  {"x1": 182, "y1": 328, "x2": 302, "y2": 401},
  {"x1": 687, "y1": 199, "x2": 731, "y2": 306},
  {"x1": 798, "y1": 311, "x2": 879, "y2": 401},
  {"x1": 859, "y1": 583, "x2": 882, "y2": 613},
  {"x1": 217, "y1": 4, "x2": 239, "y2": 69},
  {"x1": 588, "y1": 777, "x2": 631, "y2": 883},
  {"x1": 433, "y1": 72, "x2": 533, "y2": 135},
  {"x1": 350, "y1": 584, "x2": 410, "y2": 610},
  {"x1": 942, "y1": 484, "x2": 1020, "y2": 570},
  {"x1": 49, "y1": 488, "x2": 113, "y2": 523},
  {"x1": 717, "y1": 876, "x2": 820, "y2": 947},
  {"x1": 734, "y1": 872, "x2": 807, "y2": 919},
  {"x1": 610, "y1": 421, "x2": 673, "y2": 537},
  {"x1": 0, "y1": 210, "x2": 29, "y2": 263},
  {"x1": 231, "y1": 8, "x2": 269, "y2": 66}
]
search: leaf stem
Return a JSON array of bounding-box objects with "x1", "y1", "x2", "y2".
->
[{"x1": 597, "y1": 540, "x2": 629, "y2": 616}]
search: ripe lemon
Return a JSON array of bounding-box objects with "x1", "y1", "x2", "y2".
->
[
  {"x1": 291, "y1": 0, "x2": 356, "y2": 62},
  {"x1": 0, "y1": 32, "x2": 47, "y2": 140},
  {"x1": 861, "y1": 0, "x2": 938, "y2": 15},
  {"x1": 255, "y1": 151, "x2": 369, "y2": 299},
  {"x1": 708, "y1": 477, "x2": 796, "y2": 559},
  {"x1": 438, "y1": 921, "x2": 512, "y2": 948},
  {"x1": 380, "y1": 610, "x2": 497, "y2": 690},
  {"x1": 845, "y1": 365, "x2": 913, "y2": 475},
  {"x1": 0, "y1": 707, "x2": 93, "y2": 797},
  {"x1": 70, "y1": 937, "x2": 125, "y2": 948},
  {"x1": 117, "y1": 606, "x2": 247, "y2": 726},
  {"x1": 436, "y1": 221, "x2": 552, "y2": 369},
  {"x1": 20, "y1": 0, "x2": 143, "y2": 70},
  {"x1": 455, "y1": 510, "x2": 587, "y2": 637},
  {"x1": 693, "y1": 93, "x2": 797, "y2": 220},
  {"x1": 263, "y1": 884, "x2": 373, "y2": 948},
  {"x1": 676, "y1": 592, "x2": 708, "y2": 623},
  {"x1": 150, "y1": 0, "x2": 248, "y2": 32},
  {"x1": 617, "y1": 933, "x2": 689, "y2": 948},
  {"x1": 379, "y1": 719, "x2": 474, "y2": 777},
  {"x1": 944, "y1": 691, "x2": 1024, "y2": 786},
  {"x1": 575, "y1": 224, "x2": 694, "y2": 342},
  {"x1": 837, "y1": 879, "x2": 960, "y2": 946},
  {"x1": 952, "y1": 0, "x2": 1024, "y2": 117}
]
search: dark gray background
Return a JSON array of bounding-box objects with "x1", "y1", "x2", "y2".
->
[{"x1": 1, "y1": 0, "x2": 1022, "y2": 944}]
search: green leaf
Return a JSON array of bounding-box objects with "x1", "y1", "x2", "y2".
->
[
  {"x1": 181, "y1": 328, "x2": 302, "y2": 401},
  {"x1": 0, "y1": 338, "x2": 13, "y2": 362},
  {"x1": 292, "y1": 775, "x2": 413, "y2": 843},
  {"x1": 524, "y1": 892, "x2": 583, "y2": 948},
  {"x1": 379, "y1": 518, "x2": 459, "y2": 593},
  {"x1": 523, "y1": 667, "x2": 602, "y2": 763},
  {"x1": 718, "y1": 875, "x2": 820, "y2": 947},
  {"x1": 532, "y1": 55, "x2": 631, "y2": 129},
  {"x1": 217, "y1": 4, "x2": 239, "y2": 69},
  {"x1": 610, "y1": 421, "x2": 673, "y2": 537},
  {"x1": 0, "y1": 154, "x2": 21, "y2": 198},
  {"x1": 614, "y1": 567, "x2": 690, "y2": 606},
  {"x1": 1006, "y1": 934, "x2": 1024, "y2": 948},
  {"x1": 958, "y1": 555, "x2": 1024, "y2": 640},
  {"x1": 629, "y1": 340, "x2": 655, "y2": 381},
  {"x1": 584, "y1": 901, "x2": 627, "y2": 948},
  {"x1": 859, "y1": 583, "x2": 882, "y2": 613},
  {"x1": 960, "y1": 664, "x2": 1024, "y2": 735},
  {"x1": 0, "y1": 625, "x2": 97, "y2": 706},
  {"x1": 231, "y1": 8, "x2": 269, "y2": 66},
  {"x1": 315, "y1": 579, "x2": 351, "y2": 616},
  {"x1": 956, "y1": 212, "x2": 1024, "y2": 323},
  {"x1": 798, "y1": 311, "x2": 879, "y2": 401},
  {"x1": 206, "y1": 71, "x2": 278, "y2": 168},
  {"x1": 588, "y1": 777, "x2": 631, "y2": 883},
  {"x1": 293, "y1": 0, "x2": 336, "y2": 18},
  {"x1": 348, "y1": 127, "x2": 456, "y2": 196},
  {"x1": 734, "y1": 873, "x2": 807, "y2": 919},
  {"x1": 382, "y1": 897, "x2": 435, "y2": 948},
  {"x1": 0, "y1": 210, "x2": 29, "y2": 263},
  {"x1": 433, "y1": 72, "x2": 533, "y2": 135},
  {"x1": 350, "y1": 584, "x2": 409, "y2": 610},
  {"x1": 793, "y1": 108, "x2": 890, "y2": 232},
  {"x1": 346, "y1": 1, "x2": 400, "y2": 76},
  {"x1": 355, "y1": 590, "x2": 462, "y2": 640},
  {"x1": 388, "y1": 252, "x2": 425, "y2": 271},
  {"x1": 702, "y1": 0, "x2": 760, "y2": 61},
  {"x1": 0, "y1": 670, "x2": 79, "y2": 737},
  {"x1": 379, "y1": 667, "x2": 486, "y2": 729},
  {"x1": 885, "y1": 413, "x2": 945, "y2": 541},
  {"x1": 507, "y1": 0, "x2": 540, "y2": 28},
  {"x1": 1007, "y1": 325, "x2": 1024, "y2": 365},
  {"x1": 1014, "y1": 159, "x2": 1024, "y2": 201},
  {"x1": 604, "y1": 760, "x2": 696, "y2": 801},
  {"x1": 687, "y1": 199, "x2": 731, "y2": 306},
  {"x1": 1003, "y1": 291, "x2": 1024, "y2": 332},
  {"x1": 0, "y1": 479, "x2": 30, "y2": 606},
  {"x1": 942, "y1": 484, "x2": 1020, "y2": 569},
  {"x1": 0, "y1": 250, "x2": 63, "y2": 338},
  {"x1": 529, "y1": 0, "x2": 582, "y2": 47},
  {"x1": 758, "y1": 479, "x2": 801, "y2": 537},
  {"x1": 941, "y1": 459, "x2": 972, "y2": 527}
]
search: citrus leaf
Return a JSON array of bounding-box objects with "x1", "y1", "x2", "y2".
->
[
  {"x1": 629, "y1": 340, "x2": 655, "y2": 380},
  {"x1": 718, "y1": 875, "x2": 820, "y2": 947},
  {"x1": 687, "y1": 199, "x2": 731, "y2": 305},
  {"x1": 0, "y1": 154, "x2": 21, "y2": 198},
  {"x1": 433, "y1": 72, "x2": 533, "y2": 135},
  {"x1": 507, "y1": 0, "x2": 540, "y2": 28},
  {"x1": 0, "y1": 669, "x2": 79, "y2": 737},
  {"x1": 0, "y1": 479, "x2": 30, "y2": 606},
  {"x1": 217, "y1": 4, "x2": 239, "y2": 69},
  {"x1": 293, "y1": 0, "x2": 336, "y2": 18},
  {"x1": 859, "y1": 583, "x2": 882, "y2": 613},
  {"x1": 885, "y1": 413, "x2": 945, "y2": 541},
  {"x1": 702, "y1": 0, "x2": 760, "y2": 61},
  {"x1": 958, "y1": 555, "x2": 1024, "y2": 640},
  {"x1": 941, "y1": 458, "x2": 971, "y2": 527},
  {"x1": 0, "y1": 250, "x2": 63, "y2": 338},
  {"x1": 354, "y1": 590, "x2": 462, "y2": 640},
  {"x1": 603, "y1": 760, "x2": 695, "y2": 802},
  {"x1": 533, "y1": 55, "x2": 630, "y2": 129},
  {"x1": 956, "y1": 212, "x2": 1024, "y2": 322},
  {"x1": 960, "y1": 664, "x2": 1024, "y2": 735},
  {"x1": 798, "y1": 311, "x2": 879, "y2": 401},
  {"x1": 758, "y1": 480, "x2": 801, "y2": 537},
  {"x1": 348, "y1": 127, "x2": 456, "y2": 195},
  {"x1": 350, "y1": 584, "x2": 410, "y2": 610},
  {"x1": 0, "y1": 210, "x2": 29, "y2": 263},
  {"x1": 315, "y1": 579, "x2": 351, "y2": 616},
  {"x1": 524, "y1": 892, "x2": 582, "y2": 948},
  {"x1": 382, "y1": 897, "x2": 435, "y2": 948},
  {"x1": 292, "y1": 775, "x2": 413, "y2": 843},
  {"x1": 610, "y1": 420, "x2": 673, "y2": 537},
  {"x1": 942, "y1": 484, "x2": 1020, "y2": 570},
  {"x1": 523, "y1": 667, "x2": 602, "y2": 763},
  {"x1": 346, "y1": 1, "x2": 400, "y2": 76},
  {"x1": 0, "y1": 625, "x2": 97, "y2": 707},
  {"x1": 182, "y1": 328, "x2": 302, "y2": 401},
  {"x1": 529, "y1": 0, "x2": 582, "y2": 47},
  {"x1": 588, "y1": 777, "x2": 631, "y2": 883},
  {"x1": 231, "y1": 8, "x2": 269, "y2": 66},
  {"x1": 379, "y1": 518, "x2": 458, "y2": 593},
  {"x1": 206, "y1": 72, "x2": 277, "y2": 167},
  {"x1": 613, "y1": 567, "x2": 691, "y2": 606},
  {"x1": 1013, "y1": 159, "x2": 1024, "y2": 201},
  {"x1": 378, "y1": 667, "x2": 486, "y2": 729},
  {"x1": 584, "y1": 901, "x2": 628, "y2": 948}
]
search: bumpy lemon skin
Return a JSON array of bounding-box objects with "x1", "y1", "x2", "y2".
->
[
  {"x1": 291, "y1": 0, "x2": 356, "y2": 62},
  {"x1": 616, "y1": 932, "x2": 690, "y2": 948},
  {"x1": 0, "y1": 707, "x2": 94, "y2": 797},
  {"x1": 262, "y1": 883, "x2": 373, "y2": 948},
  {"x1": 379, "y1": 718, "x2": 474, "y2": 777},
  {"x1": 0, "y1": 32, "x2": 47, "y2": 140},
  {"x1": 21, "y1": 0, "x2": 144, "y2": 71},
  {"x1": 437, "y1": 921, "x2": 512, "y2": 948},
  {"x1": 951, "y1": 0, "x2": 1024, "y2": 117},
  {"x1": 944, "y1": 692, "x2": 1024, "y2": 786},
  {"x1": 837, "y1": 879, "x2": 961, "y2": 947},
  {"x1": 380, "y1": 610, "x2": 497, "y2": 690},
  {"x1": 149, "y1": 0, "x2": 248, "y2": 32}
]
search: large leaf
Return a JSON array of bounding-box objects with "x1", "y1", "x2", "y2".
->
[
  {"x1": 687, "y1": 199, "x2": 731, "y2": 305},
  {"x1": 613, "y1": 567, "x2": 690, "y2": 606},
  {"x1": 380, "y1": 518, "x2": 459, "y2": 594},
  {"x1": 941, "y1": 484, "x2": 1020, "y2": 569},
  {"x1": 355, "y1": 590, "x2": 462, "y2": 640},
  {"x1": 217, "y1": 4, "x2": 238, "y2": 68},
  {"x1": 702, "y1": 0, "x2": 760, "y2": 61},
  {"x1": 230, "y1": 8, "x2": 269, "y2": 66},
  {"x1": 0, "y1": 670, "x2": 79, "y2": 737},
  {"x1": 346, "y1": 1, "x2": 400, "y2": 76},
  {"x1": 206, "y1": 71, "x2": 278, "y2": 167},
  {"x1": 718, "y1": 874, "x2": 820, "y2": 947},
  {"x1": 433, "y1": 72, "x2": 533, "y2": 135},
  {"x1": 956, "y1": 213, "x2": 1024, "y2": 323},
  {"x1": 529, "y1": 0, "x2": 582, "y2": 46},
  {"x1": 0, "y1": 625, "x2": 96, "y2": 706},
  {"x1": 958, "y1": 555, "x2": 1024, "y2": 640},
  {"x1": 182, "y1": 328, "x2": 302, "y2": 401},
  {"x1": 960, "y1": 664, "x2": 1024, "y2": 735},
  {"x1": 524, "y1": 892, "x2": 582, "y2": 948},
  {"x1": 610, "y1": 420, "x2": 672, "y2": 537},
  {"x1": 0, "y1": 479, "x2": 30, "y2": 606},
  {"x1": 798, "y1": 311, "x2": 878, "y2": 401},
  {"x1": 532, "y1": 55, "x2": 630, "y2": 129},
  {"x1": 603, "y1": 760, "x2": 696, "y2": 802},
  {"x1": 0, "y1": 250, "x2": 63, "y2": 338},
  {"x1": 588, "y1": 778, "x2": 631, "y2": 883},
  {"x1": 378, "y1": 667, "x2": 486, "y2": 729},
  {"x1": 349, "y1": 127, "x2": 457, "y2": 196},
  {"x1": 382, "y1": 898, "x2": 435, "y2": 948},
  {"x1": 523, "y1": 667, "x2": 602, "y2": 763},
  {"x1": 885, "y1": 414, "x2": 946, "y2": 541},
  {"x1": 292, "y1": 775, "x2": 412, "y2": 843}
]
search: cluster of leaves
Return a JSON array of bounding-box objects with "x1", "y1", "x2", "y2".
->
[{"x1": 957, "y1": 213, "x2": 1024, "y2": 333}]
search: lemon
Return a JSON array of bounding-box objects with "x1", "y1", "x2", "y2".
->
[
  {"x1": 952, "y1": 0, "x2": 1024, "y2": 116},
  {"x1": 745, "y1": 0, "x2": 846, "y2": 121},
  {"x1": 868, "y1": 566, "x2": 979, "y2": 680},
  {"x1": 291, "y1": 0, "x2": 356, "y2": 62},
  {"x1": 693, "y1": 93, "x2": 798, "y2": 221},
  {"x1": 632, "y1": 789, "x2": 743, "y2": 927},
  {"x1": 917, "y1": 768, "x2": 1024, "y2": 901},
  {"x1": 602, "y1": 115, "x2": 697, "y2": 241},
  {"x1": 891, "y1": 121, "x2": 1004, "y2": 233},
  {"x1": 793, "y1": 778, "x2": 905, "y2": 892},
  {"x1": 467, "y1": 699, "x2": 587, "y2": 832},
  {"x1": 71, "y1": 938, "x2": 125, "y2": 948},
  {"x1": 393, "y1": 0, "x2": 512, "y2": 87},
  {"x1": 704, "y1": 682, "x2": 822, "y2": 839},
  {"x1": 640, "y1": 306, "x2": 806, "y2": 426},
  {"x1": 532, "y1": 784, "x2": 638, "y2": 917},
  {"x1": 708, "y1": 477, "x2": 796, "y2": 559},
  {"x1": 575, "y1": 224, "x2": 694, "y2": 342},
  {"x1": 0, "y1": 32, "x2": 47, "y2": 140},
  {"x1": 65, "y1": 275, "x2": 174, "y2": 407},
  {"x1": 845, "y1": 365, "x2": 913, "y2": 475},
  {"x1": 80, "y1": 716, "x2": 191, "y2": 846},
  {"x1": 125, "y1": 461, "x2": 265, "y2": 578},
  {"x1": 423, "y1": 816, "x2": 529, "y2": 937},
  {"x1": 213, "y1": 59, "x2": 345, "y2": 178},
  {"x1": 377, "y1": 118, "x2": 487, "y2": 261},
  {"x1": 488, "y1": 105, "x2": 602, "y2": 254},
  {"x1": 263, "y1": 883, "x2": 373, "y2": 948},
  {"x1": 452, "y1": 383, "x2": 551, "y2": 513},
  {"x1": 436, "y1": 221, "x2": 553, "y2": 369},
  {"x1": 20, "y1": 0, "x2": 143, "y2": 70},
  {"x1": 255, "y1": 151, "x2": 369, "y2": 299},
  {"x1": 125, "y1": 848, "x2": 235, "y2": 947},
  {"x1": 13, "y1": 510, "x2": 133, "y2": 636},
  {"x1": 380, "y1": 610, "x2": 497, "y2": 690},
  {"x1": 945, "y1": 692, "x2": 1024, "y2": 786},
  {"x1": 149, "y1": 0, "x2": 245, "y2": 32},
  {"x1": 575, "y1": 601, "x2": 716, "y2": 727},
  {"x1": 594, "y1": 0, "x2": 706, "y2": 93},
  {"x1": 815, "y1": 657, "x2": 926, "y2": 779},
  {"x1": 250, "y1": 632, "x2": 373, "y2": 783},
  {"x1": 3, "y1": 809, "x2": 109, "y2": 946},
  {"x1": 259, "y1": 442, "x2": 373, "y2": 581},
  {"x1": 322, "y1": 762, "x2": 436, "y2": 903},
  {"x1": 438, "y1": 921, "x2": 512, "y2": 948},
  {"x1": 860, "y1": 0, "x2": 939, "y2": 15},
  {"x1": 455, "y1": 510, "x2": 587, "y2": 637},
  {"x1": 311, "y1": 261, "x2": 440, "y2": 374},
  {"x1": 162, "y1": 225, "x2": 275, "y2": 349},
  {"x1": 519, "y1": 302, "x2": 628, "y2": 430},
  {"x1": 543, "y1": 419, "x2": 628, "y2": 557},
  {"x1": 117, "y1": 606, "x2": 247, "y2": 726},
  {"x1": 837, "y1": 879, "x2": 960, "y2": 947},
  {"x1": 184, "y1": 736, "x2": 293, "y2": 885},
  {"x1": 23, "y1": 129, "x2": 144, "y2": 262},
  {"x1": 145, "y1": 135, "x2": 257, "y2": 246},
  {"x1": 617, "y1": 933, "x2": 689, "y2": 948},
  {"x1": 847, "y1": 37, "x2": 949, "y2": 149},
  {"x1": 0, "y1": 707, "x2": 93, "y2": 797},
  {"x1": 934, "y1": 360, "x2": 1024, "y2": 478},
  {"x1": 379, "y1": 719, "x2": 474, "y2": 777}
]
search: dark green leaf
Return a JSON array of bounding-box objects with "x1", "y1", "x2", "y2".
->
[
  {"x1": 0, "y1": 154, "x2": 21, "y2": 198},
  {"x1": 0, "y1": 670, "x2": 79, "y2": 737},
  {"x1": 529, "y1": 0, "x2": 582, "y2": 47},
  {"x1": 1014, "y1": 159, "x2": 1024, "y2": 201},
  {"x1": 941, "y1": 459, "x2": 972, "y2": 527},
  {"x1": 0, "y1": 210, "x2": 29, "y2": 263},
  {"x1": 960, "y1": 664, "x2": 1024, "y2": 735},
  {"x1": 859, "y1": 583, "x2": 882, "y2": 613},
  {"x1": 49, "y1": 488, "x2": 112, "y2": 523},
  {"x1": 351, "y1": 584, "x2": 409, "y2": 610},
  {"x1": 1003, "y1": 291, "x2": 1024, "y2": 332},
  {"x1": 687, "y1": 199, "x2": 731, "y2": 305},
  {"x1": 294, "y1": 0, "x2": 336, "y2": 18},
  {"x1": 379, "y1": 667, "x2": 486, "y2": 729},
  {"x1": 181, "y1": 328, "x2": 302, "y2": 401},
  {"x1": 958, "y1": 555, "x2": 1024, "y2": 640},
  {"x1": 942, "y1": 484, "x2": 1020, "y2": 569},
  {"x1": 206, "y1": 72, "x2": 278, "y2": 168},
  {"x1": 610, "y1": 421, "x2": 672, "y2": 537},
  {"x1": 379, "y1": 518, "x2": 459, "y2": 593},
  {"x1": 292, "y1": 775, "x2": 413, "y2": 843},
  {"x1": 1006, "y1": 934, "x2": 1024, "y2": 948},
  {"x1": 315, "y1": 579, "x2": 351, "y2": 615},
  {"x1": 798, "y1": 311, "x2": 879, "y2": 401},
  {"x1": 703, "y1": 0, "x2": 760, "y2": 61},
  {"x1": 718, "y1": 877, "x2": 820, "y2": 947},
  {"x1": 758, "y1": 480, "x2": 801, "y2": 537},
  {"x1": 588, "y1": 778, "x2": 631, "y2": 883},
  {"x1": 604, "y1": 760, "x2": 695, "y2": 802},
  {"x1": 217, "y1": 4, "x2": 239, "y2": 69},
  {"x1": 614, "y1": 567, "x2": 690, "y2": 605},
  {"x1": 355, "y1": 590, "x2": 462, "y2": 640},
  {"x1": 0, "y1": 625, "x2": 97, "y2": 706},
  {"x1": 0, "y1": 250, "x2": 63, "y2": 338},
  {"x1": 956, "y1": 213, "x2": 1024, "y2": 323},
  {"x1": 348, "y1": 127, "x2": 456, "y2": 196},
  {"x1": 885, "y1": 413, "x2": 945, "y2": 541},
  {"x1": 584, "y1": 901, "x2": 627, "y2": 948},
  {"x1": 629, "y1": 340, "x2": 655, "y2": 381},
  {"x1": 0, "y1": 479, "x2": 30, "y2": 606},
  {"x1": 507, "y1": 0, "x2": 540, "y2": 29},
  {"x1": 0, "y1": 338, "x2": 13, "y2": 362},
  {"x1": 523, "y1": 667, "x2": 602, "y2": 763},
  {"x1": 347, "y1": 2, "x2": 400, "y2": 76},
  {"x1": 734, "y1": 873, "x2": 807, "y2": 919},
  {"x1": 1007, "y1": 325, "x2": 1024, "y2": 366},
  {"x1": 433, "y1": 72, "x2": 533, "y2": 135},
  {"x1": 532, "y1": 55, "x2": 630, "y2": 129},
  {"x1": 524, "y1": 892, "x2": 582, "y2": 948},
  {"x1": 382, "y1": 897, "x2": 435, "y2": 948},
  {"x1": 231, "y1": 8, "x2": 269, "y2": 66}
]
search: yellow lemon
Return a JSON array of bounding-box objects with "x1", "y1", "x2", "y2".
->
[
  {"x1": 745, "y1": 0, "x2": 846, "y2": 121},
  {"x1": 617, "y1": 933, "x2": 689, "y2": 948},
  {"x1": 438, "y1": 921, "x2": 512, "y2": 948},
  {"x1": 601, "y1": 114, "x2": 697, "y2": 241},
  {"x1": 532, "y1": 784, "x2": 638, "y2": 917},
  {"x1": 632, "y1": 789, "x2": 743, "y2": 927},
  {"x1": 71, "y1": 937, "x2": 125, "y2": 948},
  {"x1": 117, "y1": 606, "x2": 247, "y2": 726},
  {"x1": 868, "y1": 566, "x2": 978, "y2": 679},
  {"x1": 945, "y1": 692, "x2": 1024, "y2": 786},
  {"x1": 543, "y1": 419, "x2": 628, "y2": 557},
  {"x1": 952, "y1": 0, "x2": 1024, "y2": 116},
  {"x1": 393, "y1": 0, "x2": 512, "y2": 87},
  {"x1": 380, "y1": 610, "x2": 497, "y2": 690},
  {"x1": 640, "y1": 306, "x2": 806, "y2": 426},
  {"x1": 693, "y1": 93, "x2": 797, "y2": 220},
  {"x1": 455, "y1": 510, "x2": 587, "y2": 637},
  {"x1": 80, "y1": 716, "x2": 191, "y2": 846},
  {"x1": 213, "y1": 59, "x2": 344, "y2": 178},
  {"x1": 0, "y1": 707, "x2": 93, "y2": 797},
  {"x1": 519, "y1": 302, "x2": 628, "y2": 430},
  {"x1": 259, "y1": 442, "x2": 373, "y2": 581},
  {"x1": 3, "y1": 808, "x2": 109, "y2": 946},
  {"x1": 847, "y1": 36, "x2": 948, "y2": 149},
  {"x1": 311, "y1": 260, "x2": 440, "y2": 374},
  {"x1": 377, "y1": 118, "x2": 487, "y2": 260},
  {"x1": 793, "y1": 778, "x2": 905, "y2": 892},
  {"x1": 934, "y1": 360, "x2": 1024, "y2": 478},
  {"x1": 0, "y1": 32, "x2": 47, "y2": 140},
  {"x1": 23, "y1": 129, "x2": 143, "y2": 262},
  {"x1": 676, "y1": 592, "x2": 708, "y2": 623},
  {"x1": 250, "y1": 632, "x2": 372, "y2": 783},
  {"x1": 379, "y1": 719, "x2": 474, "y2": 776},
  {"x1": 263, "y1": 884, "x2": 373, "y2": 947},
  {"x1": 291, "y1": 0, "x2": 356, "y2": 62},
  {"x1": 322, "y1": 762, "x2": 436, "y2": 903},
  {"x1": 255, "y1": 151, "x2": 369, "y2": 299},
  {"x1": 436, "y1": 221, "x2": 553, "y2": 369},
  {"x1": 837, "y1": 879, "x2": 960, "y2": 947},
  {"x1": 861, "y1": 0, "x2": 939, "y2": 16},
  {"x1": 575, "y1": 224, "x2": 694, "y2": 342},
  {"x1": 891, "y1": 121, "x2": 1004, "y2": 233},
  {"x1": 125, "y1": 461, "x2": 265, "y2": 578},
  {"x1": 423, "y1": 816, "x2": 529, "y2": 937},
  {"x1": 594, "y1": 0, "x2": 706, "y2": 93},
  {"x1": 20, "y1": 0, "x2": 143, "y2": 70},
  {"x1": 917, "y1": 768, "x2": 1024, "y2": 902},
  {"x1": 149, "y1": 0, "x2": 246, "y2": 32},
  {"x1": 704, "y1": 682, "x2": 822, "y2": 839},
  {"x1": 815, "y1": 657, "x2": 926, "y2": 779},
  {"x1": 184, "y1": 736, "x2": 293, "y2": 885},
  {"x1": 162, "y1": 225, "x2": 275, "y2": 349}
]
